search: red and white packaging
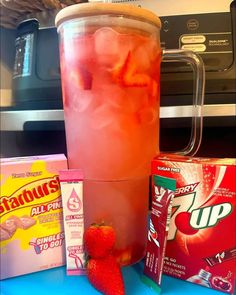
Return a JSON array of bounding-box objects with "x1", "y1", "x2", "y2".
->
[
  {"x1": 143, "y1": 175, "x2": 176, "y2": 293},
  {"x1": 152, "y1": 155, "x2": 236, "y2": 294}
]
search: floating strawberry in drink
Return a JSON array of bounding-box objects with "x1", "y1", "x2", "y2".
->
[
  {"x1": 69, "y1": 68, "x2": 92, "y2": 90},
  {"x1": 112, "y1": 51, "x2": 158, "y2": 99}
]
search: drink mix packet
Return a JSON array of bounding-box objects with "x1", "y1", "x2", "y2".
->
[
  {"x1": 59, "y1": 169, "x2": 86, "y2": 275},
  {"x1": 0, "y1": 154, "x2": 67, "y2": 279},
  {"x1": 142, "y1": 175, "x2": 176, "y2": 293},
  {"x1": 152, "y1": 155, "x2": 236, "y2": 294}
]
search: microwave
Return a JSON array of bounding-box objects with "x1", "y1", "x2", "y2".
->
[
  {"x1": 10, "y1": 1, "x2": 236, "y2": 122},
  {"x1": 131, "y1": 0, "x2": 236, "y2": 123}
]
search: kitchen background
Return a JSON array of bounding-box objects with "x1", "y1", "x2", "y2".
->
[{"x1": 0, "y1": 0, "x2": 235, "y2": 159}]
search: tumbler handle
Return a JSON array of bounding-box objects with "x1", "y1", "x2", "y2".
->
[{"x1": 162, "y1": 49, "x2": 205, "y2": 156}]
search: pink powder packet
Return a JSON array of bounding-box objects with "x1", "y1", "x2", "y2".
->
[
  {"x1": 142, "y1": 175, "x2": 176, "y2": 293},
  {"x1": 59, "y1": 169, "x2": 86, "y2": 275}
]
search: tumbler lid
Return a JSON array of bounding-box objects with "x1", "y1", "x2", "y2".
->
[{"x1": 55, "y1": 3, "x2": 161, "y2": 29}]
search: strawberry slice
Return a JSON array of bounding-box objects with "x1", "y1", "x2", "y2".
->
[
  {"x1": 113, "y1": 51, "x2": 157, "y2": 98},
  {"x1": 113, "y1": 52, "x2": 149, "y2": 86},
  {"x1": 70, "y1": 71, "x2": 84, "y2": 89},
  {"x1": 70, "y1": 67, "x2": 93, "y2": 91},
  {"x1": 61, "y1": 66, "x2": 93, "y2": 107}
]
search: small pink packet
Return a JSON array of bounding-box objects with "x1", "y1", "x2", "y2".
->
[
  {"x1": 142, "y1": 175, "x2": 176, "y2": 293},
  {"x1": 59, "y1": 169, "x2": 86, "y2": 275}
]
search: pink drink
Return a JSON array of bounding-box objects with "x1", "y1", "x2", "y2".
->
[
  {"x1": 60, "y1": 27, "x2": 161, "y2": 179},
  {"x1": 59, "y1": 20, "x2": 161, "y2": 265}
]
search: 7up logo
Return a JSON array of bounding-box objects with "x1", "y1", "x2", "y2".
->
[
  {"x1": 190, "y1": 203, "x2": 232, "y2": 228},
  {"x1": 168, "y1": 183, "x2": 233, "y2": 240},
  {"x1": 148, "y1": 219, "x2": 160, "y2": 247}
]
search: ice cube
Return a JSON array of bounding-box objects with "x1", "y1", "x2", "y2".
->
[
  {"x1": 104, "y1": 85, "x2": 126, "y2": 109},
  {"x1": 133, "y1": 39, "x2": 160, "y2": 72},
  {"x1": 94, "y1": 27, "x2": 120, "y2": 67},
  {"x1": 117, "y1": 35, "x2": 137, "y2": 66},
  {"x1": 90, "y1": 104, "x2": 114, "y2": 130},
  {"x1": 95, "y1": 27, "x2": 119, "y2": 56},
  {"x1": 133, "y1": 45, "x2": 151, "y2": 72},
  {"x1": 72, "y1": 91, "x2": 97, "y2": 113},
  {"x1": 64, "y1": 34, "x2": 95, "y2": 64}
]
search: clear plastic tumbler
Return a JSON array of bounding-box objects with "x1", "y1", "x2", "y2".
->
[{"x1": 55, "y1": 3, "x2": 205, "y2": 265}]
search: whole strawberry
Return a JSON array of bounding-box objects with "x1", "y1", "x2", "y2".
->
[
  {"x1": 84, "y1": 224, "x2": 116, "y2": 258},
  {"x1": 87, "y1": 255, "x2": 125, "y2": 295}
]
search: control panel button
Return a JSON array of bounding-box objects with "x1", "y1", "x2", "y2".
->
[
  {"x1": 163, "y1": 20, "x2": 169, "y2": 32},
  {"x1": 181, "y1": 44, "x2": 206, "y2": 52},
  {"x1": 181, "y1": 35, "x2": 206, "y2": 44},
  {"x1": 187, "y1": 19, "x2": 199, "y2": 30}
]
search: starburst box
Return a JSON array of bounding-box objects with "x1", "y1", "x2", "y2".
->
[
  {"x1": 152, "y1": 155, "x2": 236, "y2": 294},
  {"x1": 0, "y1": 154, "x2": 67, "y2": 279}
]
